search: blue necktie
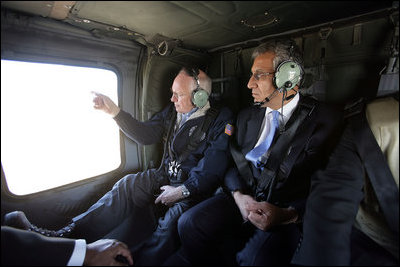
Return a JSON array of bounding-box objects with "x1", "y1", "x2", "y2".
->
[{"x1": 245, "y1": 110, "x2": 279, "y2": 168}]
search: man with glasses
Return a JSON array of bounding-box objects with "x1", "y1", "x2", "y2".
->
[
  {"x1": 4, "y1": 66, "x2": 234, "y2": 266},
  {"x1": 164, "y1": 39, "x2": 344, "y2": 265}
]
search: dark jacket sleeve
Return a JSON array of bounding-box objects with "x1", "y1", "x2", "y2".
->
[
  {"x1": 183, "y1": 107, "x2": 235, "y2": 197},
  {"x1": 113, "y1": 104, "x2": 172, "y2": 145},
  {"x1": 291, "y1": 124, "x2": 365, "y2": 265},
  {"x1": 224, "y1": 107, "x2": 252, "y2": 193},
  {"x1": 1, "y1": 226, "x2": 77, "y2": 266}
]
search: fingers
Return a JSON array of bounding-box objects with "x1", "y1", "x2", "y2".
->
[
  {"x1": 155, "y1": 187, "x2": 167, "y2": 204},
  {"x1": 154, "y1": 190, "x2": 168, "y2": 205},
  {"x1": 111, "y1": 240, "x2": 134, "y2": 266},
  {"x1": 248, "y1": 210, "x2": 268, "y2": 231},
  {"x1": 92, "y1": 92, "x2": 105, "y2": 109},
  {"x1": 154, "y1": 194, "x2": 162, "y2": 204},
  {"x1": 245, "y1": 201, "x2": 261, "y2": 211},
  {"x1": 155, "y1": 197, "x2": 169, "y2": 206},
  {"x1": 118, "y1": 251, "x2": 134, "y2": 266}
]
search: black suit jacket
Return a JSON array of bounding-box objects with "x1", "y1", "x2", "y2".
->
[
  {"x1": 291, "y1": 96, "x2": 399, "y2": 265},
  {"x1": 1, "y1": 226, "x2": 76, "y2": 266},
  {"x1": 224, "y1": 94, "x2": 343, "y2": 217}
]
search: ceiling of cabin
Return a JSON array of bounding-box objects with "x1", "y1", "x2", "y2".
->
[{"x1": 1, "y1": 1, "x2": 397, "y2": 52}]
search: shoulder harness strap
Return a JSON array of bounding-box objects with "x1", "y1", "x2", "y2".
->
[
  {"x1": 257, "y1": 96, "x2": 318, "y2": 201},
  {"x1": 230, "y1": 96, "x2": 318, "y2": 200},
  {"x1": 177, "y1": 107, "x2": 220, "y2": 163},
  {"x1": 157, "y1": 105, "x2": 177, "y2": 171}
]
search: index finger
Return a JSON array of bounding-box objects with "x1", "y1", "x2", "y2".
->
[
  {"x1": 91, "y1": 91, "x2": 104, "y2": 96},
  {"x1": 154, "y1": 194, "x2": 162, "y2": 204},
  {"x1": 117, "y1": 248, "x2": 134, "y2": 266}
]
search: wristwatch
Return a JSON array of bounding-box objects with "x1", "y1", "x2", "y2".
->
[{"x1": 181, "y1": 185, "x2": 190, "y2": 198}]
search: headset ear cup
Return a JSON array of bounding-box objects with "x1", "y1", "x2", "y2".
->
[
  {"x1": 192, "y1": 89, "x2": 209, "y2": 108},
  {"x1": 274, "y1": 61, "x2": 302, "y2": 91}
]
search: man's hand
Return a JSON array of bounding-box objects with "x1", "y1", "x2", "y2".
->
[
  {"x1": 232, "y1": 191, "x2": 257, "y2": 222},
  {"x1": 92, "y1": 92, "x2": 120, "y2": 117},
  {"x1": 246, "y1": 201, "x2": 298, "y2": 231},
  {"x1": 154, "y1": 185, "x2": 183, "y2": 206},
  {"x1": 84, "y1": 239, "x2": 134, "y2": 266}
]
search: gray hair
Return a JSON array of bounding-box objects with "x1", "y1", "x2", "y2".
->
[
  {"x1": 180, "y1": 67, "x2": 212, "y2": 94},
  {"x1": 197, "y1": 71, "x2": 212, "y2": 94},
  {"x1": 252, "y1": 39, "x2": 304, "y2": 70}
]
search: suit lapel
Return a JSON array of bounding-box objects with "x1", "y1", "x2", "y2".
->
[{"x1": 243, "y1": 107, "x2": 265, "y2": 153}]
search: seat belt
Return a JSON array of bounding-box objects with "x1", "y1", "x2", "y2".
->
[
  {"x1": 176, "y1": 107, "x2": 219, "y2": 163},
  {"x1": 230, "y1": 96, "x2": 317, "y2": 201},
  {"x1": 346, "y1": 99, "x2": 399, "y2": 235},
  {"x1": 157, "y1": 105, "x2": 177, "y2": 172},
  {"x1": 257, "y1": 98, "x2": 317, "y2": 201}
]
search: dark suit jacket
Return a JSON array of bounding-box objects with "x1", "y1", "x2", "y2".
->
[
  {"x1": 224, "y1": 94, "x2": 343, "y2": 218},
  {"x1": 291, "y1": 96, "x2": 399, "y2": 265},
  {"x1": 114, "y1": 103, "x2": 235, "y2": 198},
  {"x1": 1, "y1": 226, "x2": 76, "y2": 266}
]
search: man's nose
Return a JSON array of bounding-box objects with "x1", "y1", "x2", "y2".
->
[{"x1": 247, "y1": 76, "x2": 256, "y2": 89}]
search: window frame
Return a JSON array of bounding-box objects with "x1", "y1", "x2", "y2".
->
[
  {"x1": 1, "y1": 13, "x2": 143, "y2": 199},
  {"x1": 1, "y1": 58, "x2": 125, "y2": 196}
]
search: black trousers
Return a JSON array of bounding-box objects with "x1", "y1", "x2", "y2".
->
[
  {"x1": 165, "y1": 191, "x2": 301, "y2": 266},
  {"x1": 350, "y1": 226, "x2": 398, "y2": 266},
  {"x1": 71, "y1": 168, "x2": 196, "y2": 266}
]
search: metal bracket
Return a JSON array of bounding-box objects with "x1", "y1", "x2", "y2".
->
[
  {"x1": 352, "y1": 23, "x2": 363, "y2": 46},
  {"x1": 318, "y1": 27, "x2": 332, "y2": 40}
]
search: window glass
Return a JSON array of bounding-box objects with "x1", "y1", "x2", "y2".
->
[{"x1": 1, "y1": 60, "x2": 121, "y2": 195}]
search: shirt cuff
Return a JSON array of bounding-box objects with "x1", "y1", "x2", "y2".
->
[{"x1": 67, "y1": 239, "x2": 86, "y2": 266}]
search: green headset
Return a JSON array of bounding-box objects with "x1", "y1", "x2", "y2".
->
[
  {"x1": 273, "y1": 60, "x2": 303, "y2": 92},
  {"x1": 191, "y1": 69, "x2": 209, "y2": 108},
  {"x1": 273, "y1": 41, "x2": 304, "y2": 92}
]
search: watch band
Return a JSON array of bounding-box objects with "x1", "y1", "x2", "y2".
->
[{"x1": 181, "y1": 185, "x2": 190, "y2": 198}]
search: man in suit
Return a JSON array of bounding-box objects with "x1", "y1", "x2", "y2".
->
[
  {"x1": 1, "y1": 226, "x2": 133, "y2": 266},
  {"x1": 164, "y1": 39, "x2": 343, "y2": 265},
  {"x1": 291, "y1": 96, "x2": 399, "y2": 266}
]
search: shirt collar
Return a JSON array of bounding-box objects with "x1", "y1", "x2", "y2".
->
[
  {"x1": 265, "y1": 93, "x2": 299, "y2": 124},
  {"x1": 177, "y1": 107, "x2": 198, "y2": 128},
  {"x1": 181, "y1": 107, "x2": 198, "y2": 119}
]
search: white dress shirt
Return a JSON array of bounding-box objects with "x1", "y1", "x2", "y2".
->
[
  {"x1": 67, "y1": 239, "x2": 86, "y2": 266},
  {"x1": 254, "y1": 93, "x2": 299, "y2": 148}
]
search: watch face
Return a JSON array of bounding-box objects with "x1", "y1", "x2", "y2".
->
[{"x1": 182, "y1": 187, "x2": 190, "y2": 197}]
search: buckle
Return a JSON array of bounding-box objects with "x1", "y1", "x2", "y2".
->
[{"x1": 168, "y1": 160, "x2": 181, "y2": 178}]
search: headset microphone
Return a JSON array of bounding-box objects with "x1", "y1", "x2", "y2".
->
[
  {"x1": 283, "y1": 92, "x2": 296, "y2": 101},
  {"x1": 253, "y1": 88, "x2": 279, "y2": 106},
  {"x1": 253, "y1": 87, "x2": 297, "y2": 107}
]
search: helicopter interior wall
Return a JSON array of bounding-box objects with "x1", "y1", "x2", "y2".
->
[
  {"x1": 205, "y1": 15, "x2": 395, "y2": 111},
  {"x1": 138, "y1": 12, "x2": 396, "y2": 185},
  {"x1": 0, "y1": 2, "x2": 398, "y2": 252},
  {"x1": 0, "y1": 11, "x2": 144, "y2": 228}
]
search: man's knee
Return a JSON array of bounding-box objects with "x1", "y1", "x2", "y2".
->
[
  {"x1": 177, "y1": 209, "x2": 196, "y2": 237},
  {"x1": 113, "y1": 174, "x2": 134, "y2": 188}
]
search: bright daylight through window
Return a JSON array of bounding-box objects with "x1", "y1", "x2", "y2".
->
[{"x1": 1, "y1": 60, "x2": 121, "y2": 195}]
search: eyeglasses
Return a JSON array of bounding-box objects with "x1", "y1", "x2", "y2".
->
[{"x1": 250, "y1": 71, "x2": 275, "y2": 81}]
